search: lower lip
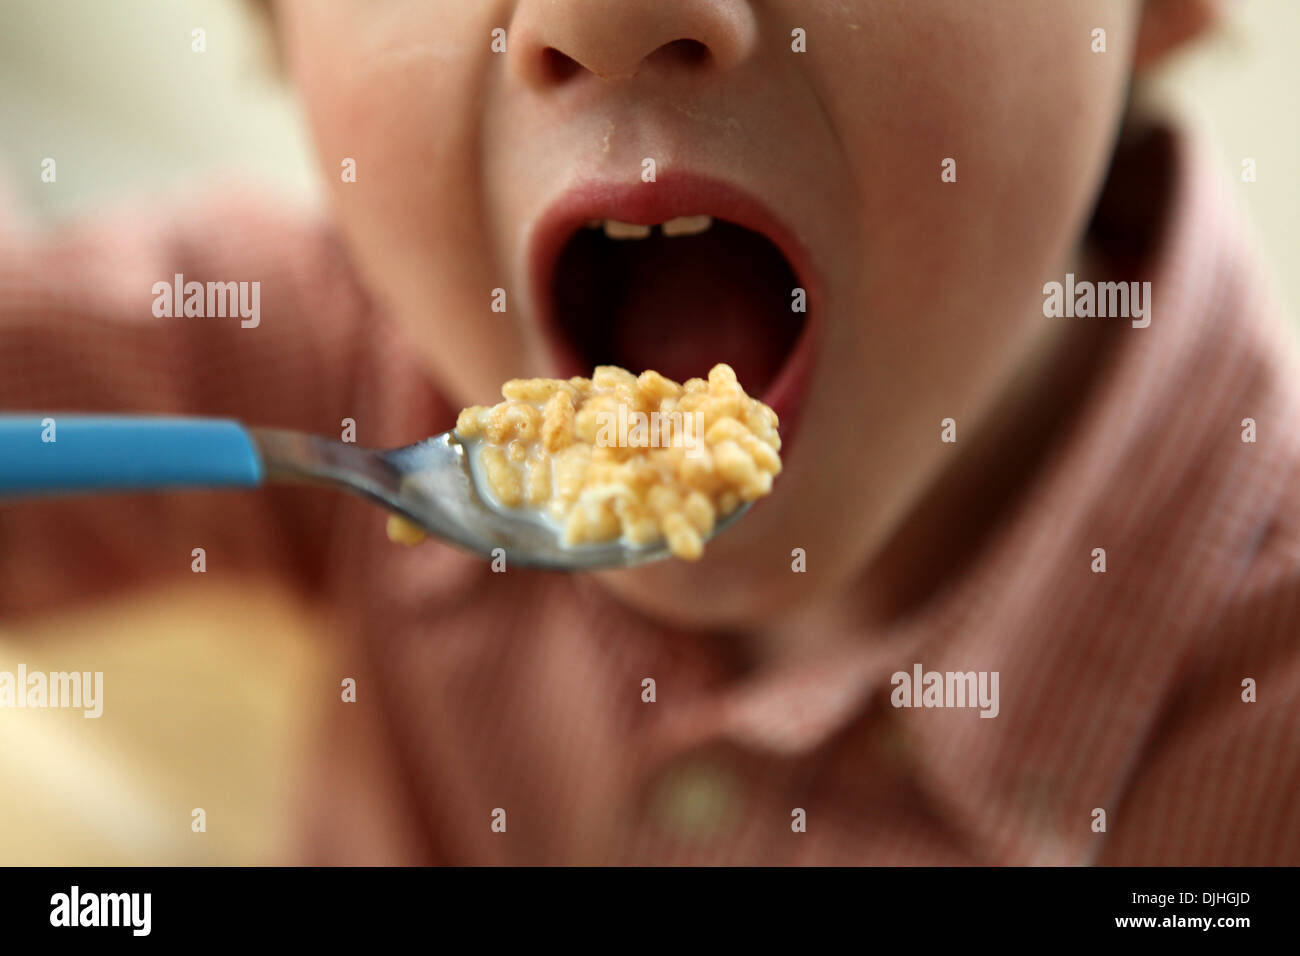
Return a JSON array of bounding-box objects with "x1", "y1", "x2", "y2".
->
[{"x1": 529, "y1": 174, "x2": 822, "y2": 447}]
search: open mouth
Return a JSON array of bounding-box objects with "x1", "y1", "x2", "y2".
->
[{"x1": 530, "y1": 176, "x2": 818, "y2": 437}]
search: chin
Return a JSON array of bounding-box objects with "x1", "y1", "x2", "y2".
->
[
  {"x1": 590, "y1": 502, "x2": 843, "y2": 631},
  {"x1": 593, "y1": 562, "x2": 782, "y2": 631}
]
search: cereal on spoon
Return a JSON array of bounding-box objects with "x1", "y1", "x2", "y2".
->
[{"x1": 388, "y1": 363, "x2": 781, "y2": 560}]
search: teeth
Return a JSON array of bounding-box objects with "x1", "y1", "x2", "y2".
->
[
  {"x1": 602, "y1": 220, "x2": 652, "y2": 240},
  {"x1": 661, "y1": 215, "x2": 713, "y2": 237},
  {"x1": 593, "y1": 216, "x2": 714, "y2": 239}
]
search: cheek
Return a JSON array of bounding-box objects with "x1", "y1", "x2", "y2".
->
[
  {"x1": 808, "y1": 0, "x2": 1139, "y2": 393},
  {"x1": 831, "y1": 2, "x2": 1137, "y2": 265},
  {"x1": 279, "y1": 1, "x2": 526, "y2": 397}
]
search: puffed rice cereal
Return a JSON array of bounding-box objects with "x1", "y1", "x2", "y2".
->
[{"x1": 387, "y1": 363, "x2": 781, "y2": 560}]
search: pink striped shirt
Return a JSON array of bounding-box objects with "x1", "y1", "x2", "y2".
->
[{"x1": 2, "y1": 124, "x2": 1297, "y2": 864}]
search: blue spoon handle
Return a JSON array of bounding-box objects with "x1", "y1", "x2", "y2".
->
[{"x1": 0, "y1": 416, "x2": 265, "y2": 496}]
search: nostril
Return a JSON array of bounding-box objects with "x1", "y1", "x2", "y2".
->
[
  {"x1": 540, "y1": 47, "x2": 582, "y2": 83},
  {"x1": 649, "y1": 38, "x2": 712, "y2": 70},
  {"x1": 532, "y1": 38, "x2": 714, "y2": 85}
]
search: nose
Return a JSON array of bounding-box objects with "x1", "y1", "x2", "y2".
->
[{"x1": 510, "y1": 0, "x2": 758, "y2": 87}]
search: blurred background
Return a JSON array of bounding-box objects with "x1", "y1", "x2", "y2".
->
[{"x1": 0, "y1": 0, "x2": 1296, "y2": 864}]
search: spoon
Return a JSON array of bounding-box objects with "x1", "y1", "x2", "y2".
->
[{"x1": 0, "y1": 416, "x2": 748, "y2": 570}]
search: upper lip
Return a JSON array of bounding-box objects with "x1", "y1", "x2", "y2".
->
[{"x1": 526, "y1": 171, "x2": 822, "y2": 419}]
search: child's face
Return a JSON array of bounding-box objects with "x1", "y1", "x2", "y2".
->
[{"x1": 277, "y1": 0, "x2": 1142, "y2": 625}]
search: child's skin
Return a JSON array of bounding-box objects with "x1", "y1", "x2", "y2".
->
[{"x1": 273, "y1": 0, "x2": 1218, "y2": 645}]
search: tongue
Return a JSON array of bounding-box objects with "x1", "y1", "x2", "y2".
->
[{"x1": 557, "y1": 222, "x2": 803, "y2": 395}]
